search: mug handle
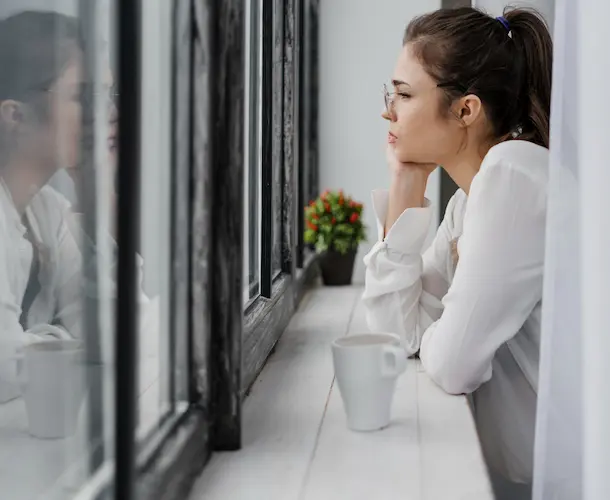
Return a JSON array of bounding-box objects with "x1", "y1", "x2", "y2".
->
[{"x1": 380, "y1": 345, "x2": 407, "y2": 378}]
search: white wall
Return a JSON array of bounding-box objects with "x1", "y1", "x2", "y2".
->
[{"x1": 319, "y1": 0, "x2": 441, "y2": 284}]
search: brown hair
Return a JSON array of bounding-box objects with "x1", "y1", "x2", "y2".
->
[
  {"x1": 0, "y1": 11, "x2": 80, "y2": 102},
  {"x1": 0, "y1": 11, "x2": 81, "y2": 168},
  {"x1": 404, "y1": 7, "x2": 553, "y2": 148}
]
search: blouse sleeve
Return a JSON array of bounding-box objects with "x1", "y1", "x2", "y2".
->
[
  {"x1": 362, "y1": 189, "x2": 460, "y2": 355},
  {"x1": 419, "y1": 159, "x2": 547, "y2": 394}
]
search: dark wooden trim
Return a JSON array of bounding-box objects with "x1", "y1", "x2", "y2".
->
[
  {"x1": 135, "y1": 1, "x2": 213, "y2": 498},
  {"x1": 307, "y1": 0, "x2": 320, "y2": 203},
  {"x1": 282, "y1": 0, "x2": 296, "y2": 275},
  {"x1": 241, "y1": 0, "x2": 320, "y2": 396},
  {"x1": 114, "y1": 0, "x2": 142, "y2": 496},
  {"x1": 242, "y1": 257, "x2": 318, "y2": 394},
  {"x1": 261, "y1": 0, "x2": 273, "y2": 298},
  {"x1": 208, "y1": 0, "x2": 244, "y2": 451},
  {"x1": 296, "y1": 0, "x2": 305, "y2": 269},
  {"x1": 137, "y1": 408, "x2": 211, "y2": 500},
  {"x1": 170, "y1": 0, "x2": 194, "y2": 408},
  {"x1": 191, "y1": 0, "x2": 212, "y2": 409},
  {"x1": 271, "y1": 0, "x2": 285, "y2": 273}
]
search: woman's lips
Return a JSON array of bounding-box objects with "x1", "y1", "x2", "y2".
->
[{"x1": 388, "y1": 132, "x2": 397, "y2": 144}]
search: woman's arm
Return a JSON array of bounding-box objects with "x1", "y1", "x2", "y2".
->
[
  {"x1": 419, "y1": 159, "x2": 547, "y2": 394},
  {"x1": 362, "y1": 183, "x2": 459, "y2": 356}
]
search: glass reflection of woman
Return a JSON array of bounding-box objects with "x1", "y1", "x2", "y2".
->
[{"x1": 0, "y1": 11, "x2": 84, "y2": 398}]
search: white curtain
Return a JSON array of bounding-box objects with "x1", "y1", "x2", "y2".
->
[
  {"x1": 578, "y1": 0, "x2": 610, "y2": 498},
  {"x1": 535, "y1": 0, "x2": 610, "y2": 498},
  {"x1": 532, "y1": 0, "x2": 582, "y2": 498}
]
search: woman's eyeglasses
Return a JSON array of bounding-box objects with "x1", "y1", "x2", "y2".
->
[
  {"x1": 382, "y1": 84, "x2": 395, "y2": 116},
  {"x1": 383, "y1": 80, "x2": 466, "y2": 116}
]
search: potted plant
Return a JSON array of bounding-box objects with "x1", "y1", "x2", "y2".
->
[{"x1": 304, "y1": 189, "x2": 367, "y2": 286}]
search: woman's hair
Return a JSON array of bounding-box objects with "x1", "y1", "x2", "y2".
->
[
  {"x1": 404, "y1": 7, "x2": 553, "y2": 148},
  {"x1": 0, "y1": 11, "x2": 81, "y2": 118}
]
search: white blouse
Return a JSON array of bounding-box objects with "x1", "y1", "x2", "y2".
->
[
  {"x1": 363, "y1": 141, "x2": 549, "y2": 395},
  {"x1": 0, "y1": 180, "x2": 151, "y2": 402},
  {"x1": 363, "y1": 141, "x2": 549, "y2": 482},
  {"x1": 0, "y1": 184, "x2": 82, "y2": 399}
]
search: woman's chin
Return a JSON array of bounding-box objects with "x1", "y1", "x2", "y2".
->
[{"x1": 396, "y1": 149, "x2": 433, "y2": 165}]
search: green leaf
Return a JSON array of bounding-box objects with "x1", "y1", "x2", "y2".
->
[{"x1": 304, "y1": 229, "x2": 317, "y2": 244}]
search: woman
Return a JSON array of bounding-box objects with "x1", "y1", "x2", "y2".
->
[
  {"x1": 362, "y1": 7, "x2": 552, "y2": 498},
  {"x1": 0, "y1": 10, "x2": 84, "y2": 394}
]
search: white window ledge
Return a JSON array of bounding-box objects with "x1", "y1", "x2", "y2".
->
[{"x1": 190, "y1": 286, "x2": 493, "y2": 500}]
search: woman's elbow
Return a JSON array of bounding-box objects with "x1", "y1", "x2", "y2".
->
[{"x1": 422, "y1": 357, "x2": 484, "y2": 395}]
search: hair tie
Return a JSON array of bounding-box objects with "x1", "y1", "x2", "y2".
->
[{"x1": 496, "y1": 16, "x2": 512, "y2": 38}]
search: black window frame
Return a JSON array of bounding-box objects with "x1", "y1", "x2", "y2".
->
[
  {"x1": 79, "y1": 0, "x2": 245, "y2": 497},
  {"x1": 243, "y1": 0, "x2": 320, "y2": 395},
  {"x1": 74, "y1": 0, "x2": 320, "y2": 496}
]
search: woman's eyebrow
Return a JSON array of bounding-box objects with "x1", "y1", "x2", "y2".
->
[{"x1": 391, "y1": 79, "x2": 411, "y2": 88}]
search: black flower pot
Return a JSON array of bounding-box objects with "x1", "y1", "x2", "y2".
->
[{"x1": 318, "y1": 249, "x2": 357, "y2": 286}]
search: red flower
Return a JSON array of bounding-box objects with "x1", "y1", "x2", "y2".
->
[
  {"x1": 331, "y1": 217, "x2": 337, "y2": 225},
  {"x1": 312, "y1": 214, "x2": 319, "y2": 220},
  {"x1": 309, "y1": 200, "x2": 316, "y2": 207},
  {"x1": 321, "y1": 190, "x2": 329, "y2": 200},
  {"x1": 349, "y1": 212, "x2": 359, "y2": 223},
  {"x1": 324, "y1": 202, "x2": 331, "y2": 212},
  {"x1": 338, "y1": 195, "x2": 344, "y2": 206},
  {"x1": 307, "y1": 221, "x2": 317, "y2": 231},
  {"x1": 349, "y1": 200, "x2": 356, "y2": 208}
]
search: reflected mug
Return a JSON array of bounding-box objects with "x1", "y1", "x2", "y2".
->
[
  {"x1": 331, "y1": 333, "x2": 407, "y2": 431},
  {"x1": 21, "y1": 339, "x2": 85, "y2": 439}
]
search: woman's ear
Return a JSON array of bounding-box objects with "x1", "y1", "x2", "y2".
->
[
  {"x1": 0, "y1": 100, "x2": 25, "y2": 130},
  {"x1": 453, "y1": 94, "x2": 483, "y2": 128}
]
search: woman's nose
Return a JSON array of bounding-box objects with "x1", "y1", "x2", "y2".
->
[{"x1": 381, "y1": 109, "x2": 394, "y2": 121}]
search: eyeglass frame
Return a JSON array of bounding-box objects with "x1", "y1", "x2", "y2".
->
[{"x1": 382, "y1": 80, "x2": 469, "y2": 117}]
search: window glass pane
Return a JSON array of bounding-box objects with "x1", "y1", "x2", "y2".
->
[
  {"x1": 138, "y1": 0, "x2": 176, "y2": 441},
  {"x1": 244, "y1": 0, "x2": 261, "y2": 302},
  {"x1": 0, "y1": 1, "x2": 116, "y2": 496}
]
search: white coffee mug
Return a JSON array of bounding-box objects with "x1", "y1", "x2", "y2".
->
[
  {"x1": 21, "y1": 339, "x2": 86, "y2": 439},
  {"x1": 332, "y1": 333, "x2": 407, "y2": 431}
]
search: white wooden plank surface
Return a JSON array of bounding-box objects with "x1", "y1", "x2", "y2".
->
[
  {"x1": 417, "y1": 373, "x2": 494, "y2": 500},
  {"x1": 192, "y1": 287, "x2": 362, "y2": 500},
  {"x1": 301, "y1": 360, "x2": 421, "y2": 500},
  {"x1": 190, "y1": 286, "x2": 493, "y2": 500}
]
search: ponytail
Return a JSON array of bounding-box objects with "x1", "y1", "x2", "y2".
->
[{"x1": 504, "y1": 8, "x2": 553, "y2": 148}]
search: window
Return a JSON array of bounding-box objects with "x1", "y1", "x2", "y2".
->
[
  {"x1": 242, "y1": 0, "x2": 320, "y2": 391},
  {"x1": 244, "y1": 0, "x2": 263, "y2": 304},
  {"x1": 298, "y1": 0, "x2": 320, "y2": 268},
  {"x1": 0, "y1": 0, "x2": 319, "y2": 496},
  {"x1": 0, "y1": 3, "x2": 119, "y2": 496},
  {"x1": 0, "y1": 0, "x2": 224, "y2": 498}
]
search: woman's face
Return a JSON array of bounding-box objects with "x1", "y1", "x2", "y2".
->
[
  {"x1": 0, "y1": 54, "x2": 84, "y2": 177},
  {"x1": 384, "y1": 44, "x2": 462, "y2": 165},
  {"x1": 46, "y1": 56, "x2": 84, "y2": 172}
]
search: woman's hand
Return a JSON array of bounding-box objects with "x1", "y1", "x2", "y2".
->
[
  {"x1": 386, "y1": 144, "x2": 437, "y2": 177},
  {"x1": 384, "y1": 145, "x2": 436, "y2": 236}
]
